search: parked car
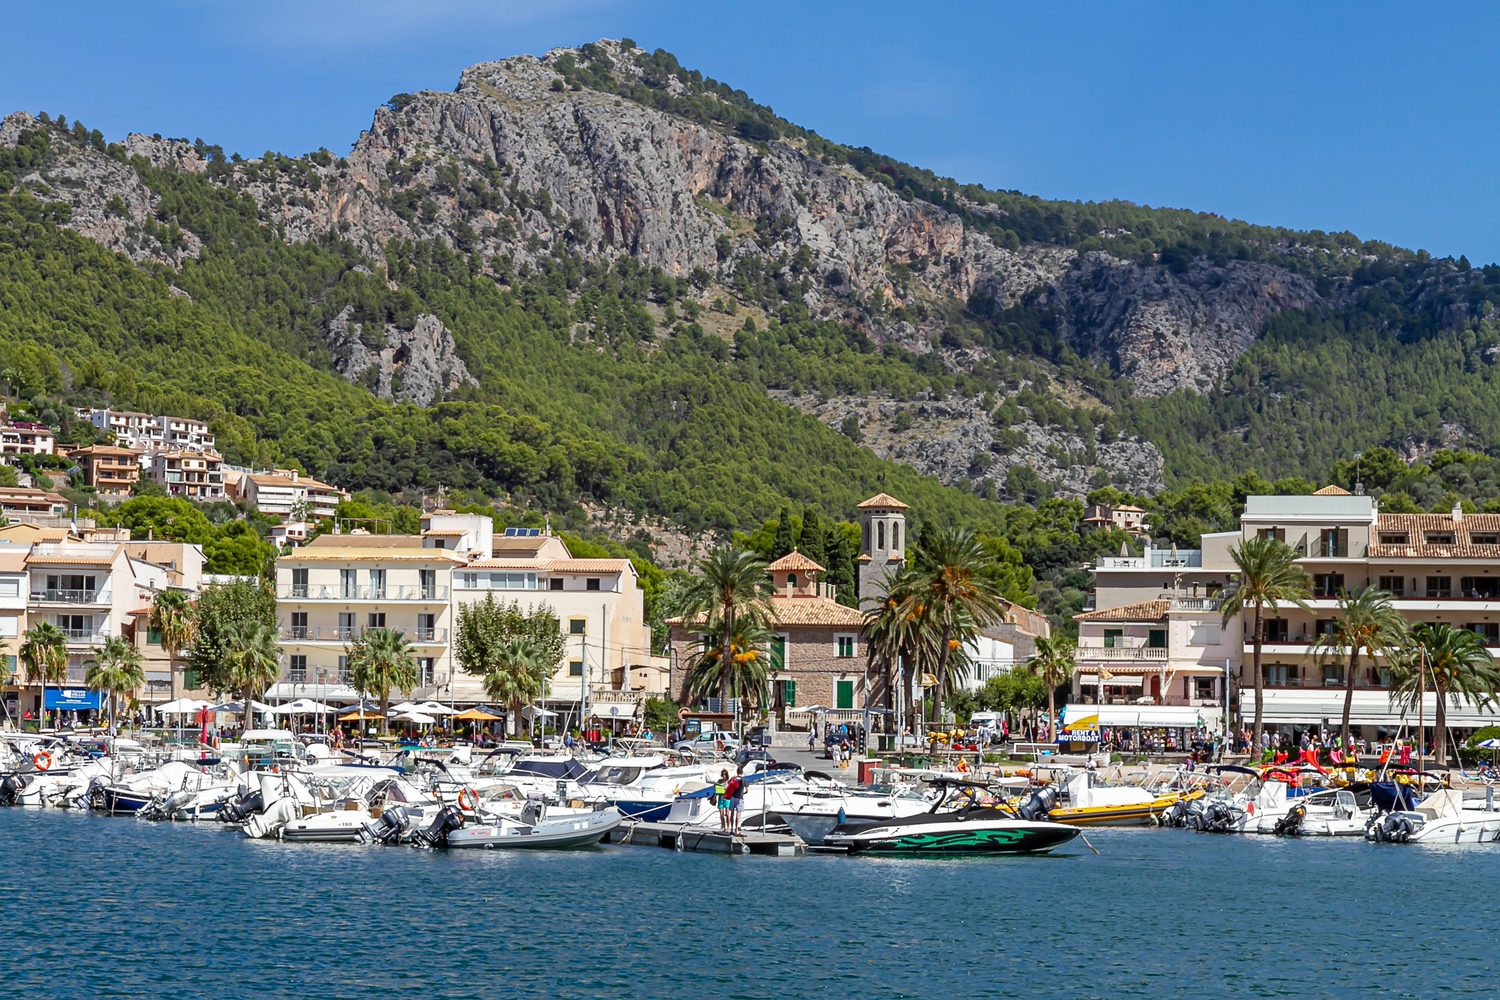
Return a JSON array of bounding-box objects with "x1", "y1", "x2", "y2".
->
[
  {"x1": 735, "y1": 746, "x2": 775, "y2": 766},
  {"x1": 673, "y1": 730, "x2": 740, "y2": 754}
]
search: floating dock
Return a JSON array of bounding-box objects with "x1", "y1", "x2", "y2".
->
[{"x1": 607, "y1": 821, "x2": 805, "y2": 856}]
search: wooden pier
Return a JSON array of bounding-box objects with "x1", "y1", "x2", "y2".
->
[{"x1": 606, "y1": 821, "x2": 805, "y2": 856}]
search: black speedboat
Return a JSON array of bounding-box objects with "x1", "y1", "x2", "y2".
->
[{"x1": 822, "y1": 778, "x2": 1080, "y2": 856}]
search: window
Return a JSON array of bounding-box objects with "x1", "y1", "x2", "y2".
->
[
  {"x1": 369, "y1": 569, "x2": 386, "y2": 599},
  {"x1": 492, "y1": 572, "x2": 537, "y2": 590},
  {"x1": 1461, "y1": 577, "x2": 1500, "y2": 599},
  {"x1": 1318, "y1": 529, "x2": 1345, "y2": 557},
  {"x1": 1189, "y1": 624, "x2": 1219, "y2": 645},
  {"x1": 1313, "y1": 574, "x2": 1344, "y2": 598},
  {"x1": 0, "y1": 579, "x2": 17, "y2": 598},
  {"x1": 1321, "y1": 663, "x2": 1344, "y2": 686},
  {"x1": 586, "y1": 578, "x2": 601, "y2": 591},
  {"x1": 367, "y1": 612, "x2": 386, "y2": 629},
  {"x1": 1472, "y1": 533, "x2": 1500, "y2": 546},
  {"x1": 339, "y1": 569, "x2": 357, "y2": 599},
  {"x1": 337, "y1": 655, "x2": 350, "y2": 683},
  {"x1": 290, "y1": 568, "x2": 308, "y2": 597},
  {"x1": 338, "y1": 612, "x2": 355, "y2": 639},
  {"x1": 837, "y1": 635, "x2": 855, "y2": 658},
  {"x1": 147, "y1": 627, "x2": 162, "y2": 645},
  {"x1": 416, "y1": 613, "x2": 435, "y2": 640},
  {"x1": 289, "y1": 655, "x2": 307, "y2": 683},
  {"x1": 569, "y1": 618, "x2": 587, "y2": 635},
  {"x1": 549, "y1": 578, "x2": 563, "y2": 591},
  {"x1": 1426, "y1": 576, "x2": 1453, "y2": 598},
  {"x1": 877, "y1": 521, "x2": 886, "y2": 550},
  {"x1": 1193, "y1": 677, "x2": 1216, "y2": 700},
  {"x1": 1425, "y1": 532, "x2": 1455, "y2": 546},
  {"x1": 781, "y1": 678, "x2": 797, "y2": 708},
  {"x1": 1378, "y1": 532, "x2": 1410, "y2": 545},
  {"x1": 459, "y1": 572, "x2": 480, "y2": 589},
  {"x1": 1378, "y1": 575, "x2": 1406, "y2": 597},
  {"x1": 836, "y1": 679, "x2": 854, "y2": 710},
  {"x1": 1263, "y1": 663, "x2": 1291, "y2": 685},
  {"x1": 290, "y1": 612, "x2": 308, "y2": 639},
  {"x1": 1315, "y1": 619, "x2": 1338, "y2": 636},
  {"x1": 786, "y1": 573, "x2": 797, "y2": 587},
  {"x1": 770, "y1": 635, "x2": 786, "y2": 671},
  {"x1": 1103, "y1": 629, "x2": 1123, "y2": 648},
  {"x1": 1471, "y1": 623, "x2": 1500, "y2": 644},
  {"x1": 1147, "y1": 629, "x2": 1167, "y2": 649},
  {"x1": 419, "y1": 569, "x2": 437, "y2": 598},
  {"x1": 418, "y1": 658, "x2": 435, "y2": 685},
  {"x1": 1262, "y1": 619, "x2": 1289, "y2": 643},
  {"x1": 0, "y1": 617, "x2": 15, "y2": 638},
  {"x1": 892, "y1": 522, "x2": 901, "y2": 550},
  {"x1": 569, "y1": 660, "x2": 584, "y2": 677},
  {"x1": 183, "y1": 669, "x2": 201, "y2": 690}
]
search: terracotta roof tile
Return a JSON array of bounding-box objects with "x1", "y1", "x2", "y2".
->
[
  {"x1": 669, "y1": 596, "x2": 865, "y2": 629},
  {"x1": 1369, "y1": 512, "x2": 1500, "y2": 559},
  {"x1": 766, "y1": 550, "x2": 826, "y2": 573},
  {"x1": 856, "y1": 493, "x2": 910, "y2": 510},
  {"x1": 549, "y1": 559, "x2": 633, "y2": 573},
  {"x1": 1313, "y1": 485, "x2": 1352, "y2": 496},
  {"x1": 1074, "y1": 599, "x2": 1170, "y2": 623}
]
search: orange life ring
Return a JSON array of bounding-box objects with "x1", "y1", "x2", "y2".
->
[
  {"x1": 32, "y1": 752, "x2": 51, "y2": 771},
  {"x1": 457, "y1": 787, "x2": 480, "y2": 811}
]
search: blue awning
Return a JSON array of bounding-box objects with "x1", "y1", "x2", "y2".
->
[{"x1": 45, "y1": 688, "x2": 102, "y2": 710}]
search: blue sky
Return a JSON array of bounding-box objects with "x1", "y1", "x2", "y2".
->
[{"x1": 6, "y1": 2, "x2": 1498, "y2": 262}]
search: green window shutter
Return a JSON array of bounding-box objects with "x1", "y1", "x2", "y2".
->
[
  {"x1": 782, "y1": 679, "x2": 796, "y2": 708},
  {"x1": 183, "y1": 670, "x2": 201, "y2": 690},
  {"x1": 147, "y1": 628, "x2": 162, "y2": 645},
  {"x1": 568, "y1": 660, "x2": 583, "y2": 676},
  {"x1": 836, "y1": 679, "x2": 854, "y2": 710},
  {"x1": 770, "y1": 635, "x2": 786, "y2": 671},
  {"x1": 1104, "y1": 629, "x2": 1122, "y2": 648},
  {"x1": 1148, "y1": 629, "x2": 1167, "y2": 649}
]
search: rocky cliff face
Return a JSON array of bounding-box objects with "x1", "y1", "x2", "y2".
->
[
  {"x1": 325, "y1": 306, "x2": 477, "y2": 406},
  {"x1": 0, "y1": 40, "x2": 1341, "y2": 495}
]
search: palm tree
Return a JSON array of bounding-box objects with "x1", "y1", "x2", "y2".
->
[
  {"x1": 863, "y1": 566, "x2": 944, "y2": 729},
  {"x1": 1390, "y1": 623, "x2": 1500, "y2": 765},
  {"x1": 84, "y1": 635, "x2": 146, "y2": 736},
  {"x1": 1219, "y1": 535, "x2": 1311, "y2": 746},
  {"x1": 482, "y1": 637, "x2": 547, "y2": 737},
  {"x1": 221, "y1": 620, "x2": 282, "y2": 733},
  {"x1": 347, "y1": 627, "x2": 419, "y2": 734},
  {"x1": 1310, "y1": 587, "x2": 1407, "y2": 749},
  {"x1": 904, "y1": 527, "x2": 1007, "y2": 724},
  {"x1": 684, "y1": 619, "x2": 774, "y2": 706},
  {"x1": 149, "y1": 589, "x2": 198, "y2": 702},
  {"x1": 679, "y1": 548, "x2": 775, "y2": 704},
  {"x1": 1025, "y1": 636, "x2": 1075, "y2": 743},
  {"x1": 19, "y1": 621, "x2": 68, "y2": 730}
]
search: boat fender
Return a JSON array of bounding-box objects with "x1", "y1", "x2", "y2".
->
[{"x1": 32, "y1": 752, "x2": 51, "y2": 772}]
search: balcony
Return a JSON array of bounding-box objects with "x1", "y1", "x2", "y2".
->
[
  {"x1": 31, "y1": 589, "x2": 110, "y2": 605},
  {"x1": 279, "y1": 625, "x2": 448, "y2": 643},
  {"x1": 60, "y1": 629, "x2": 110, "y2": 644},
  {"x1": 278, "y1": 585, "x2": 448, "y2": 602},
  {"x1": 1076, "y1": 646, "x2": 1168, "y2": 661},
  {"x1": 1169, "y1": 597, "x2": 1221, "y2": 611}
]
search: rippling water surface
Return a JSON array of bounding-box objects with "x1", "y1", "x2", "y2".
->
[{"x1": 0, "y1": 809, "x2": 1488, "y2": 999}]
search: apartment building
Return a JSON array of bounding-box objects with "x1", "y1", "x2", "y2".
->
[
  {"x1": 78, "y1": 408, "x2": 214, "y2": 454},
  {"x1": 452, "y1": 523, "x2": 659, "y2": 721},
  {"x1": 0, "y1": 487, "x2": 69, "y2": 520},
  {"x1": 1083, "y1": 503, "x2": 1149, "y2": 536},
  {"x1": 1088, "y1": 536, "x2": 1239, "y2": 609},
  {"x1": 239, "y1": 469, "x2": 349, "y2": 520},
  {"x1": 145, "y1": 450, "x2": 225, "y2": 501},
  {"x1": 22, "y1": 541, "x2": 140, "y2": 716},
  {"x1": 68, "y1": 445, "x2": 142, "y2": 493},
  {"x1": 273, "y1": 533, "x2": 460, "y2": 703},
  {"x1": 0, "y1": 545, "x2": 28, "y2": 718},
  {"x1": 0, "y1": 422, "x2": 55, "y2": 460}
]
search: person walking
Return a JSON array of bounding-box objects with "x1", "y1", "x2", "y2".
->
[{"x1": 808, "y1": 729, "x2": 816, "y2": 753}]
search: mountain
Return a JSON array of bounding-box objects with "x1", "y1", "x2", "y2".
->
[{"x1": 6, "y1": 38, "x2": 1500, "y2": 535}]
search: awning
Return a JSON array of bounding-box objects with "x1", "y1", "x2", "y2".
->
[
  {"x1": 1066, "y1": 703, "x2": 1209, "y2": 728},
  {"x1": 46, "y1": 688, "x2": 102, "y2": 710},
  {"x1": 1078, "y1": 675, "x2": 1144, "y2": 688}
]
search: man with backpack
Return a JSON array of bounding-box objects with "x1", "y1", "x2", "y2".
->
[{"x1": 724, "y1": 769, "x2": 747, "y2": 834}]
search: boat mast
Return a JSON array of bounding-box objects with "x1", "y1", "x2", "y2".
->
[{"x1": 1417, "y1": 644, "x2": 1425, "y2": 782}]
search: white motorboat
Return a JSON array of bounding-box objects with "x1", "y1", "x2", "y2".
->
[
  {"x1": 280, "y1": 771, "x2": 439, "y2": 843},
  {"x1": 823, "y1": 779, "x2": 1079, "y2": 856},
  {"x1": 772, "y1": 776, "x2": 933, "y2": 845},
  {"x1": 447, "y1": 800, "x2": 621, "y2": 849},
  {"x1": 1368, "y1": 788, "x2": 1500, "y2": 845},
  {"x1": 1265, "y1": 788, "x2": 1370, "y2": 836},
  {"x1": 579, "y1": 755, "x2": 712, "y2": 821}
]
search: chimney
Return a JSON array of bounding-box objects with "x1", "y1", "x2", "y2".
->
[{"x1": 1453, "y1": 501, "x2": 1464, "y2": 524}]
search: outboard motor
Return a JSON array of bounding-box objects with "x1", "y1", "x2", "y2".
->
[
  {"x1": 361, "y1": 805, "x2": 412, "y2": 845},
  {"x1": 218, "y1": 787, "x2": 264, "y2": 824},
  {"x1": 84, "y1": 777, "x2": 109, "y2": 812},
  {"x1": 1272, "y1": 803, "x2": 1307, "y2": 837},
  {"x1": 1182, "y1": 799, "x2": 1209, "y2": 830},
  {"x1": 411, "y1": 805, "x2": 465, "y2": 848},
  {"x1": 1198, "y1": 799, "x2": 1236, "y2": 833},
  {"x1": 137, "y1": 792, "x2": 170, "y2": 822},
  {"x1": 1016, "y1": 786, "x2": 1056, "y2": 822},
  {"x1": 0, "y1": 773, "x2": 27, "y2": 806},
  {"x1": 1370, "y1": 812, "x2": 1415, "y2": 843},
  {"x1": 1158, "y1": 800, "x2": 1189, "y2": 828}
]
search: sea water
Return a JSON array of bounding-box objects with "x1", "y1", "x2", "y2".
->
[{"x1": 0, "y1": 808, "x2": 1489, "y2": 999}]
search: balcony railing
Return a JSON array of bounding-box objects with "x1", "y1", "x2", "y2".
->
[
  {"x1": 31, "y1": 589, "x2": 109, "y2": 605},
  {"x1": 60, "y1": 629, "x2": 110, "y2": 643},
  {"x1": 1076, "y1": 646, "x2": 1168, "y2": 661},
  {"x1": 278, "y1": 585, "x2": 448, "y2": 601},
  {"x1": 1170, "y1": 597, "x2": 1220, "y2": 611},
  {"x1": 279, "y1": 625, "x2": 448, "y2": 643}
]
